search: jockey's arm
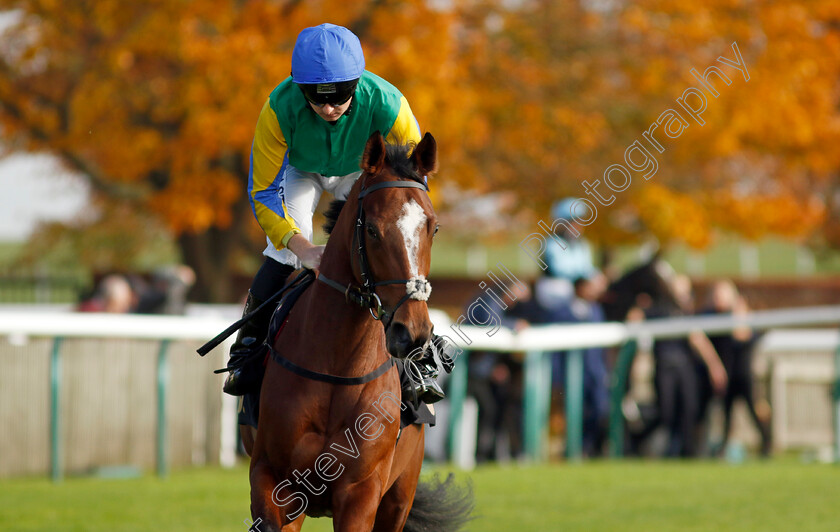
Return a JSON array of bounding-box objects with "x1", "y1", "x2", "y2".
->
[
  {"x1": 286, "y1": 234, "x2": 324, "y2": 270},
  {"x1": 249, "y1": 99, "x2": 302, "y2": 251}
]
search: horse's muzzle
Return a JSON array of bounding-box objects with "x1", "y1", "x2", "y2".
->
[{"x1": 385, "y1": 321, "x2": 430, "y2": 359}]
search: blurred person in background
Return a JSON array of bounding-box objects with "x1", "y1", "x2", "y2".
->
[
  {"x1": 641, "y1": 270, "x2": 727, "y2": 457},
  {"x1": 222, "y1": 23, "x2": 445, "y2": 404},
  {"x1": 134, "y1": 265, "x2": 196, "y2": 315},
  {"x1": 671, "y1": 274, "x2": 715, "y2": 448},
  {"x1": 549, "y1": 272, "x2": 610, "y2": 457},
  {"x1": 535, "y1": 198, "x2": 598, "y2": 449},
  {"x1": 77, "y1": 274, "x2": 135, "y2": 313},
  {"x1": 535, "y1": 198, "x2": 596, "y2": 318},
  {"x1": 702, "y1": 280, "x2": 772, "y2": 457}
]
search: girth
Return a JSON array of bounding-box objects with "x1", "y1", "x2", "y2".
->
[{"x1": 270, "y1": 348, "x2": 395, "y2": 385}]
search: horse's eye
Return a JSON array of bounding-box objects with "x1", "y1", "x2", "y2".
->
[
  {"x1": 433, "y1": 224, "x2": 440, "y2": 236},
  {"x1": 366, "y1": 224, "x2": 379, "y2": 240}
]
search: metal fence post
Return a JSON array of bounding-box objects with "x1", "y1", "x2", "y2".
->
[
  {"x1": 156, "y1": 339, "x2": 171, "y2": 478},
  {"x1": 447, "y1": 349, "x2": 469, "y2": 461},
  {"x1": 565, "y1": 349, "x2": 584, "y2": 461},
  {"x1": 608, "y1": 340, "x2": 638, "y2": 459},
  {"x1": 50, "y1": 337, "x2": 64, "y2": 482},
  {"x1": 523, "y1": 350, "x2": 551, "y2": 461}
]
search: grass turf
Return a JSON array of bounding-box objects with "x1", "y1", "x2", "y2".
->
[{"x1": 0, "y1": 460, "x2": 838, "y2": 531}]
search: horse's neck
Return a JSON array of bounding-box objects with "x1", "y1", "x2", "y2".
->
[
  {"x1": 290, "y1": 196, "x2": 387, "y2": 372},
  {"x1": 293, "y1": 249, "x2": 387, "y2": 374}
]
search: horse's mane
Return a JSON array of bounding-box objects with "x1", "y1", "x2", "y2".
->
[
  {"x1": 323, "y1": 199, "x2": 346, "y2": 236},
  {"x1": 323, "y1": 143, "x2": 426, "y2": 235}
]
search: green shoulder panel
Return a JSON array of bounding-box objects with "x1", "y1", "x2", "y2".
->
[{"x1": 355, "y1": 71, "x2": 404, "y2": 139}]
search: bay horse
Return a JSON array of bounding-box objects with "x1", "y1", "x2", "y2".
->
[{"x1": 243, "y1": 132, "x2": 472, "y2": 531}]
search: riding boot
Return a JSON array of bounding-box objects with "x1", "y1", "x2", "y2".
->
[
  {"x1": 223, "y1": 291, "x2": 271, "y2": 396},
  {"x1": 403, "y1": 334, "x2": 453, "y2": 405}
]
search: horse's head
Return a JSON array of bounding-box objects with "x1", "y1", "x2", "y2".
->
[
  {"x1": 603, "y1": 251, "x2": 679, "y2": 320},
  {"x1": 323, "y1": 131, "x2": 439, "y2": 358}
]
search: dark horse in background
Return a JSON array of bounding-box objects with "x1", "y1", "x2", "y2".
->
[
  {"x1": 242, "y1": 132, "x2": 472, "y2": 531},
  {"x1": 600, "y1": 251, "x2": 677, "y2": 323}
]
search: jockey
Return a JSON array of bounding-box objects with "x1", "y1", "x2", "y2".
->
[{"x1": 224, "y1": 23, "x2": 445, "y2": 404}]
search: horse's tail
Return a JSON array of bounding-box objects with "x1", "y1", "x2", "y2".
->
[{"x1": 403, "y1": 473, "x2": 474, "y2": 532}]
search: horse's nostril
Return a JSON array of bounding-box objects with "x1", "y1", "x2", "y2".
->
[
  {"x1": 394, "y1": 323, "x2": 412, "y2": 345},
  {"x1": 387, "y1": 322, "x2": 414, "y2": 357}
]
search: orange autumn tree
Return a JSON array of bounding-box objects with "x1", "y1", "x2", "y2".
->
[
  {"x1": 444, "y1": 1, "x2": 611, "y2": 225},
  {"x1": 3, "y1": 0, "x2": 839, "y2": 300},
  {"x1": 0, "y1": 0, "x2": 476, "y2": 300},
  {"x1": 453, "y1": 0, "x2": 838, "y2": 252},
  {"x1": 611, "y1": 0, "x2": 840, "y2": 249}
]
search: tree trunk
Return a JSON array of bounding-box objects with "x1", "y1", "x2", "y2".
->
[{"x1": 179, "y1": 195, "x2": 255, "y2": 303}]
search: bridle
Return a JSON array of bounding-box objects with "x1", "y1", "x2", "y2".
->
[{"x1": 317, "y1": 176, "x2": 433, "y2": 333}]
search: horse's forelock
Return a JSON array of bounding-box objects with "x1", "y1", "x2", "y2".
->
[{"x1": 383, "y1": 143, "x2": 425, "y2": 185}]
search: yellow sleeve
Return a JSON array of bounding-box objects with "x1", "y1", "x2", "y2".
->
[
  {"x1": 385, "y1": 96, "x2": 439, "y2": 203},
  {"x1": 249, "y1": 99, "x2": 301, "y2": 250},
  {"x1": 385, "y1": 96, "x2": 422, "y2": 145}
]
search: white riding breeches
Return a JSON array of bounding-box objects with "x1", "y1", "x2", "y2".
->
[{"x1": 263, "y1": 165, "x2": 362, "y2": 268}]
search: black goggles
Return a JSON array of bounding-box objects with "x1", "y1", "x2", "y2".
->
[{"x1": 298, "y1": 80, "x2": 358, "y2": 107}]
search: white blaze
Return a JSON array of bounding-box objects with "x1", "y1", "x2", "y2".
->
[{"x1": 397, "y1": 199, "x2": 427, "y2": 277}]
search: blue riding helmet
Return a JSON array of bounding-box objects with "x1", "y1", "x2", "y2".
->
[
  {"x1": 292, "y1": 24, "x2": 365, "y2": 105},
  {"x1": 551, "y1": 198, "x2": 583, "y2": 221}
]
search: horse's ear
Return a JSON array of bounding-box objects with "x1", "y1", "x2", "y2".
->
[
  {"x1": 361, "y1": 131, "x2": 387, "y2": 175},
  {"x1": 412, "y1": 132, "x2": 438, "y2": 177}
]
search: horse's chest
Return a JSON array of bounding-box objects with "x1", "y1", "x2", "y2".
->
[{"x1": 282, "y1": 406, "x2": 400, "y2": 506}]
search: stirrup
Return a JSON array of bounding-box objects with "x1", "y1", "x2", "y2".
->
[
  {"x1": 415, "y1": 377, "x2": 445, "y2": 404},
  {"x1": 404, "y1": 355, "x2": 445, "y2": 405}
]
